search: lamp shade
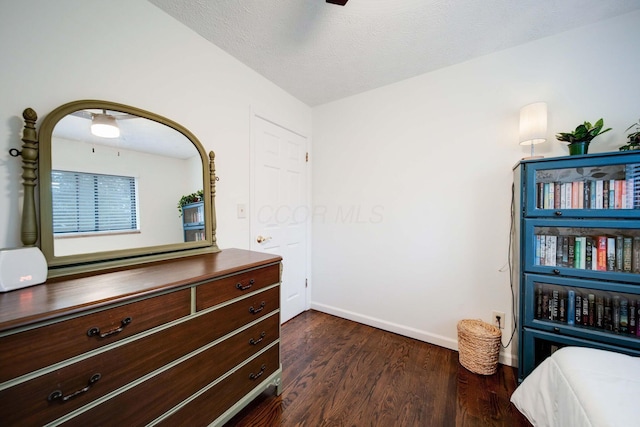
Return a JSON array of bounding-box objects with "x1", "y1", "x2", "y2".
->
[
  {"x1": 519, "y1": 102, "x2": 547, "y2": 146},
  {"x1": 91, "y1": 113, "x2": 120, "y2": 138}
]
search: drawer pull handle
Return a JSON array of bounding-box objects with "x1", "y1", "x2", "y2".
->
[
  {"x1": 87, "y1": 317, "x2": 132, "y2": 339},
  {"x1": 552, "y1": 269, "x2": 560, "y2": 275},
  {"x1": 249, "y1": 364, "x2": 266, "y2": 380},
  {"x1": 236, "y1": 279, "x2": 255, "y2": 291},
  {"x1": 48, "y1": 373, "x2": 101, "y2": 402},
  {"x1": 250, "y1": 331, "x2": 267, "y2": 345},
  {"x1": 249, "y1": 301, "x2": 266, "y2": 314},
  {"x1": 554, "y1": 211, "x2": 563, "y2": 216}
]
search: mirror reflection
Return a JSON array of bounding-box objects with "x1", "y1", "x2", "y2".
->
[{"x1": 50, "y1": 108, "x2": 204, "y2": 256}]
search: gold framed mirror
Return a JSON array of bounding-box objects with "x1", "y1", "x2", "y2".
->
[{"x1": 26, "y1": 100, "x2": 219, "y2": 277}]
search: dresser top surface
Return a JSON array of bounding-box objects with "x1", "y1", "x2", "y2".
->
[{"x1": 0, "y1": 248, "x2": 281, "y2": 332}]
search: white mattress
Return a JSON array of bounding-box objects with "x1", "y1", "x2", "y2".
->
[{"x1": 510, "y1": 346, "x2": 640, "y2": 427}]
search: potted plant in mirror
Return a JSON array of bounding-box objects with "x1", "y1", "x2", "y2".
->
[
  {"x1": 619, "y1": 117, "x2": 640, "y2": 152},
  {"x1": 555, "y1": 118, "x2": 612, "y2": 155},
  {"x1": 177, "y1": 190, "x2": 203, "y2": 217}
]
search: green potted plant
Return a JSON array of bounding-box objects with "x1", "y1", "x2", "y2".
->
[
  {"x1": 619, "y1": 117, "x2": 640, "y2": 151},
  {"x1": 177, "y1": 190, "x2": 203, "y2": 217},
  {"x1": 555, "y1": 118, "x2": 612, "y2": 155}
]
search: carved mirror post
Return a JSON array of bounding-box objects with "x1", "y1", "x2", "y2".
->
[{"x1": 19, "y1": 108, "x2": 39, "y2": 247}]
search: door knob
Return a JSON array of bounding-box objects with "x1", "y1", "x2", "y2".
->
[{"x1": 256, "y1": 235, "x2": 272, "y2": 243}]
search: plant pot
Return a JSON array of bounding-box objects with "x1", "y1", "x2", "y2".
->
[{"x1": 568, "y1": 141, "x2": 589, "y2": 155}]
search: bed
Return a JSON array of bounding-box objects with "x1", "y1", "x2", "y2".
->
[{"x1": 510, "y1": 346, "x2": 640, "y2": 427}]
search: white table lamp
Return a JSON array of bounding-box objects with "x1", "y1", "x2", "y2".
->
[{"x1": 519, "y1": 102, "x2": 547, "y2": 159}]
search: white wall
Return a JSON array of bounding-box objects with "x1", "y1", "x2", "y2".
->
[
  {"x1": 0, "y1": 0, "x2": 312, "y2": 251},
  {"x1": 311, "y1": 10, "x2": 640, "y2": 366}
]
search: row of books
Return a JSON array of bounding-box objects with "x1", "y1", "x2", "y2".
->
[
  {"x1": 185, "y1": 230, "x2": 205, "y2": 241},
  {"x1": 183, "y1": 209, "x2": 204, "y2": 225},
  {"x1": 534, "y1": 284, "x2": 639, "y2": 336},
  {"x1": 536, "y1": 179, "x2": 638, "y2": 210},
  {"x1": 535, "y1": 234, "x2": 640, "y2": 273}
]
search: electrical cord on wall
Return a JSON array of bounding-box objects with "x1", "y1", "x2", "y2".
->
[{"x1": 501, "y1": 182, "x2": 518, "y2": 349}]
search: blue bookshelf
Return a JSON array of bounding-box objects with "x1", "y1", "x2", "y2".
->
[
  {"x1": 514, "y1": 152, "x2": 640, "y2": 381},
  {"x1": 182, "y1": 201, "x2": 205, "y2": 242}
]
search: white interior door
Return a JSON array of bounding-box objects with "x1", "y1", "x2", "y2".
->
[{"x1": 251, "y1": 114, "x2": 308, "y2": 323}]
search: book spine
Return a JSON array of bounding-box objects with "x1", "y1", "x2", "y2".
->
[
  {"x1": 554, "y1": 182, "x2": 561, "y2": 209},
  {"x1": 582, "y1": 293, "x2": 590, "y2": 325},
  {"x1": 613, "y1": 296, "x2": 621, "y2": 332},
  {"x1": 575, "y1": 293, "x2": 583, "y2": 325},
  {"x1": 551, "y1": 289, "x2": 559, "y2": 321},
  {"x1": 596, "y1": 295, "x2": 604, "y2": 328},
  {"x1": 583, "y1": 180, "x2": 591, "y2": 209},
  {"x1": 537, "y1": 182, "x2": 544, "y2": 209},
  {"x1": 578, "y1": 181, "x2": 584, "y2": 208},
  {"x1": 603, "y1": 180, "x2": 610, "y2": 209},
  {"x1": 590, "y1": 180, "x2": 596, "y2": 208},
  {"x1": 634, "y1": 237, "x2": 640, "y2": 273},
  {"x1": 543, "y1": 183, "x2": 550, "y2": 209},
  {"x1": 535, "y1": 284, "x2": 543, "y2": 319},
  {"x1": 620, "y1": 298, "x2": 629, "y2": 333},
  {"x1": 609, "y1": 179, "x2": 615, "y2": 209},
  {"x1": 562, "y1": 236, "x2": 569, "y2": 267},
  {"x1": 588, "y1": 293, "x2": 595, "y2": 327},
  {"x1": 568, "y1": 236, "x2": 576, "y2": 268},
  {"x1": 559, "y1": 290, "x2": 567, "y2": 323},
  {"x1": 574, "y1": 237, "x2": 582, "y2": 269},
  {"x1": 630, "y1": 299, "x2": 637, "y2": 335},
  {"x1": 585, "y1": 237, "x2": 593, "y2": 270},
  {"x1": 556, "y1": 236, "x2": 564, "y2": 267},
  {"x1": 578, "y1": 237, "x2": 586, "y2": 269},
  {"x1": 607, "y1": 237, "x2": 616, "y2": 271},
  {"x1": 636, "y1": 299, "x2": 640, "y2": 335},
  {"x1": 596, "y1": 180, "x2": 604, "y2": 208},
  {"x1": 546, "y1": 236, "x2": 557, "y2": 266},
  {"x1": 542, "y1": 288, "x2": 550, "y2": 320},
  {"x1": 616, "y1": 235, "x2": 624, "y2": 271},
  {"x1": 625, "y1": 176, "x2": 633, "y2": 208},
  {"x1": 604, "y1": 296, "x2": 612, "y2": 331},
  {"x1": 597, "y1": 236, "x2": 608, "y2": 271},
  {"x1": 567, "y1": 290, "x2": 575, "y2": 325},
  {"x1": 615, "y1": 180, "x2": 623, "y2": 209},
  {"x1": 623, "y1": 236, "x2": 633, "y2": 272}
]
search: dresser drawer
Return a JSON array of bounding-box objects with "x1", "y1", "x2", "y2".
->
[
  {"x1": 196, "y1": 264, "x2": 279, "y2": 310},
  {"x1": 0, "y1": 307, "x2": 279, "y2": 426},
  {"x1": 61, "y1": 315, "x2": 280, "y2": 426},
  {"x1": 0, "y1": 288, "x2": 191, "y2": 383},
  {"x1": 201, "y1": 285, "x2": 280, "y2": 336},
  {"x1": 156, "y1": 344, "x2": 281, "y2": 427}
]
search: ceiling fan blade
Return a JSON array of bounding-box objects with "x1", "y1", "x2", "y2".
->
[{"x1": 326, "y1": 0, "x2": 348, "y2": 5}]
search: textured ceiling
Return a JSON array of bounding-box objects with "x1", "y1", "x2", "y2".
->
[{"x1": 148, "y1": 0, "x2": 640, "y2": 106}]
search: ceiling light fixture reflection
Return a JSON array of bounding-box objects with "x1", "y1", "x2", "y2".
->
[{"x1": 91, "y1": 110, "x2": 120, "y2": 138}]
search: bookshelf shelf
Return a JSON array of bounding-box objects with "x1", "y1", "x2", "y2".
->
[{"x1": 515, "y1": 152, "x2": 640, "y2": 381}]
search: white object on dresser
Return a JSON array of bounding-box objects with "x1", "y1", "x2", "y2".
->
[{"x1": 0, "y1": 247, "x2": 47, "y2": 292}]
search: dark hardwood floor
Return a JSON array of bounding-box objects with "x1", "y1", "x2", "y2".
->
[{"x1": 228, "y1": 310, "x2": 531, "y2": 426}]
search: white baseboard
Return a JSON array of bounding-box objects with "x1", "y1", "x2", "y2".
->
[{"x1": 309, "y1": 302, "x2": 517, "y2": 367}]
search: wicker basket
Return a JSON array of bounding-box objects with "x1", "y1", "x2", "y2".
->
[{"x1": 457, "y1": 319, "x2": 502, "y2": 375}]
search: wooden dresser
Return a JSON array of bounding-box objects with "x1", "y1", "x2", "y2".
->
[{"x1": 0, "y1": 248, "x2": 282, "y2": 426}]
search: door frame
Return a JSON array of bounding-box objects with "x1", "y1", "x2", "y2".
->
[{"x1": 249, "y1": 107, "x2": 312, "y2": 318}]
